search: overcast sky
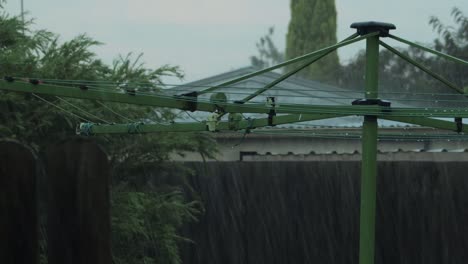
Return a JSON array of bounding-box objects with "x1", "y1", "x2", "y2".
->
[{"x1": 3, "y1": 0, "x2": 468, "y2": 82}]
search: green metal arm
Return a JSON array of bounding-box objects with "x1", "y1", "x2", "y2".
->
[
  {"x1": 389, "y1": 34, "x2": 468, "y2": 65},
  {"x1": 379, "y1": 41, "x2": 463, "y2": 94},
  {"x1": 81, "y1": 115, "x2": 468, "y2": 135},
  {"x1": 252, "y1": 129, "x2": 468, "y2": 140},
  {"x1": 237, "y1": 33, "x2": 360, "y2": 104},
  {"x1": 381, "y1": 116, "x2": 468, "y2": 133},
  {"x1": 77, "y1": 113, "x2": 346, "y2": 135},
  {"x1": 4, "y1": 80, "x2": 468, "y2": 117},
  {"x1": 196, "y1": 32, "x2": 378, "y2": 95}
]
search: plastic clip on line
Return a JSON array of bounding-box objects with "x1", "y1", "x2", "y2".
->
[
  {"x1": 206, "y1": 112, "x2": 220, "y2": 132},
  {"x1": 78, "y1": 123, "x2": 94, "y2": 136},
  {"x1": 127, "y1": 122, "x2": 144, "y2": 134}
]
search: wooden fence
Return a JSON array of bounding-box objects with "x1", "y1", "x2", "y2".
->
[{"x1": 0, "y1": 138, "x2": 111, "y2": 264}]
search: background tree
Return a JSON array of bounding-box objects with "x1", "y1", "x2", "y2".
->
[
  {"x1": 250, "y1": 27, "x2": 284, "y2": 69},
  {"x1": 0, "y1": 9, "x2": 216, "y2": 264},
  {"x1": 285, "y1": 0, "x2": 339, "y2": 82}
]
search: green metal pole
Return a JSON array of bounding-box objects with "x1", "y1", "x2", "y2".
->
[{"x1": 359, "y1": 34, "x2": 379, "y2": 264}]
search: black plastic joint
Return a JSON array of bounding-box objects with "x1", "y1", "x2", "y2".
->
[
  {"x1": 4, "y1": 76, "x2": 14, "y2": 82},
  {"x1": 350, "y1": 21, "x2": 396, "y2": 37},
  {"x1": 178, "y1": 91, "x2": 198, "y2": 112},
  {"x1": 268, "y1": 109, "x2": 276, "y2": 126},
  {"x1": 29, "y1": 79, "x2": 40, "y2": 85},
  {"x1": 455, "y1": 117, "x2": 463, "y2": 133},
  {"x1": 79, "y1": 85, "x2": 89, "y2": 91},
  {"x1": 126, "y1": 89, "x2": 136, "y2": 96},
  {"x1": 352, "y1": 98, "x2": 391, "y2": 107}
]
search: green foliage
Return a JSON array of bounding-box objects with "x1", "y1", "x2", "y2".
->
[
  {"x1": 427, "y1": 7, "x2": 467, "y2": 89},
  {"x1": 285, "y1": 0, "x2": 339, "y2": 82},
  {"x1": 112, "y1": 188, "x2": 201, "y2": 264},
  {"x1": 250, "y1": 27, "x2": 284, "y2": 69},
  {"x1": 0, "y1": 9, "x2": 214, "y2": 263}
]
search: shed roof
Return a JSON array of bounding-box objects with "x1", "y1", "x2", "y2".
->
[{"x1": 167, "y1": 66, "x2": 455, "y2": 129}]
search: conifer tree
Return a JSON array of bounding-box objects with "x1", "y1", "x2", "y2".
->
[{"x1": 285, "y1": 0, "x2": 339, "y2": 82}]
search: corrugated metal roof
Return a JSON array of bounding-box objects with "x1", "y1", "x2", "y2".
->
[
  {"x1": 250, "y1": 148, "x2": 468, "y2": 156},
  {"x1": 168, "y1": 66, "x2": 427, "y2": 128},
  {"x1": 240, "y1": 149, "x2": 468, "y2": 161}
]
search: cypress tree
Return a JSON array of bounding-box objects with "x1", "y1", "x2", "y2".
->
[{"x1": 285, "y1": 0, "x2": 339, "y2": 82}]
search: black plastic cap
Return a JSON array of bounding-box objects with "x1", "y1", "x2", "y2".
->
[
  {"x1": 350, "y1": 21, "x2": 396, "y2": 37},
  {"x1": 352, "y1": 98, "x2": 391, "y2": 107}
]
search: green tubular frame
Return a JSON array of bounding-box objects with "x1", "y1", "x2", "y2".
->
[
  {"x1": 381, "y1": 116, "x2": 468, "y2": 133},
  {"x1": 78, "y1": 114, "x2": 468, "y2": 136},
  {"x1": 80, "y1": 116, "x2": 468, "y2": 135},
  {"x1": 251, "y1": 129, "x2": 468, "y2": 140},
  {"x1": 4, "y1": 81, "x2": 468, "y2": 117},
  {"x1": 79, "y1": 113, "x2": 345, "y2": 134},
  {"x1": 359, "y1": 34, "x2": 379, "y2": 264}
]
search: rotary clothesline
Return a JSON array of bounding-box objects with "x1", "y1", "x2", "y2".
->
[{"x1": 1, "y1": 21, "x2": 467, "y2": 264}]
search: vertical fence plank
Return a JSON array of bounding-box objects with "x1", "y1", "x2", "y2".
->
[
  {"x1": 0, "y1": 140, "x2": 38, "y2": 264},
  {"x1": 46, "y1": 138, "x2": 111, "y2": 264}
]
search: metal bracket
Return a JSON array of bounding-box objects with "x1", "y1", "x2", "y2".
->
[
  {"x1": 266, "y1": 97, "x2": 277, "y2": 126},
  {"x1": 127, "y1": 122, "x2": 144, "y2": 134}
]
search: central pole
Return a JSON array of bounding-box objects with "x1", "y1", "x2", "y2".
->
[
  {"x1": 359, "y1": 32, "x2": 379, "y2": 264},
  {"x1": 350, "y1": 22, "x2": 395, "y2": 264}
]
